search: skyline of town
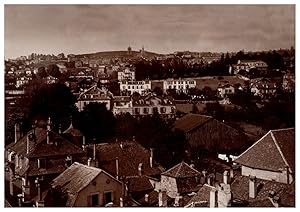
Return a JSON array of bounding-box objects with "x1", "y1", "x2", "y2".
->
[{"x1": 5, "y1": 5, "x2": 295, "y2": 59}]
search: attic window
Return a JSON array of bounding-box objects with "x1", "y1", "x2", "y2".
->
[{"x1": 38, "y1": 158, "x2": 46, "y2": 169}]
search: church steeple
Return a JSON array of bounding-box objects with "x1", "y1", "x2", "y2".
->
[{"x1": 127, "y1": 45, "x2": 132, "y2": 55}]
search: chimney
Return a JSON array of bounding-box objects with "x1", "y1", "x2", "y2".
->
[
  {"x1": 47, "y1": 117, "x2": 51, "y2": 131},
  {"x1": 174, "y1": 195, "x2": 182, "y2": 207},
  {"x1": 120, "y1": 197, "x2": 123, "y2": 207},
  {"x1": 58, "y1": 124, "x2": 62, "y2": 134},
  {"x1": 223, "y1": 170, "x2": 229, "y2": 184},
  {"x1": 158, "y1": 190, "x2": 167, "y2": 207},
  {"x1": 150, "y1": 148, "x2": 154, "y2": 168},
  {"x1": 209, "y1": 187, "x2": 217, "y2": 208},
  {"x1": 207, "y1": 176, "x2": 211, "y2": 186},
  {"x1": 229, "y1": 168, "x2": 234, "y2": 179},
  {"x1": 35, "y1": 177, "x2": 42, "y2": 202},
  {"x1": 132, "y1": 136, "x2": 135, "y2": 142},
  {"x1": 138, "y1": 163, "x2": 143, "y2": 176},
  {"x1": 87, "y1": 158, "x2": 92, "y2": 167},
  {"x1": 116, "y1": 157, "x2": 119, "y2": 180},
  {"x1": 249, "y1": 175, "x2": 257, "y2": 198},
  {"x1": 47, "y1": 131, "x2": 50, "y2": 144},
  {"x1": 93, "y1": 144, "x2": 96, "y2": 160},
  {"x1": 217, "y1": 183, "x2": 232, "y2": 207},
  {"x1": 14, "y1": 123, "x2": 21, "y2": 143},
  {"x1": 145, "y1": 194, "x2": 149, "y2": 203},
  {"x1": 82, "y1": 136, "x2": 86, "y2": 146},
  {"x1": 27, "y1": 134, "x2": 30, "y2": 154}
]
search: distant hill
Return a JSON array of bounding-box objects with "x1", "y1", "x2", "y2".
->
[{"x1": 75, "y1": 50, "x2": 163, "y2": 59}]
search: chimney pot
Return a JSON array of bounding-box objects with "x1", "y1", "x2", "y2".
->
[
  {"x1": 150, "y1": 148, "x2": 154, "y2": 168},
  {"x1": 138, "y1": 163, "x2": 143, "y2": 176},
  {"x1": 145, "y1": 194, "x2": 149, "y2": 203},
  {"x1": 120, "y1": 197, "x2": 123, "y2": 207},
  {"x1": 116, "y1": 157, "x2": 119, "y2": 180},
  {"x1": 249, "y1": 175, "x2": 257, "y2": 198},
  {"x1": 223, "y1": 170, "x2": 229, "y2": 184},
  {"x1": 209, "y1": 187, "x2": 217, "y2": 208}
]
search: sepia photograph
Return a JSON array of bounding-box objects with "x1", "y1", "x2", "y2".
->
[{"x1": 3, "y1": 3, "x2": 295, "y2": 208}]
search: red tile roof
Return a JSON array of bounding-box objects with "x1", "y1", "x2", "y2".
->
[
  {"x1": 234, "y1": 128, "x2": 295, "y2": 173},
  {"x1": 231, "y1": 175, "x2": 295, "y2": 207},
  {"x1": 51, "y1": 162, "x2": 121, "y2": 207},
  {"x1": 87, "y1": 140, "x2": 164, "y2": 178},
  {"x1": 161, "y1": 161, "x2": 201, "y2": 178},
  {"x1": 7, "y1": 127, "x2": 84, "y2": 158}
]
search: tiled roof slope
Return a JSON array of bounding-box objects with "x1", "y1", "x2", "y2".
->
[
  {"x1": 234, "y1": 128, "x2": 295, "y2": 173},
  {"x1": 126, "y1": 176, "x2": 153, "y2": 193},
  {"x1": 6, "y1": 127, "x2": 84, "y2": 158},
  {"x1": 175, "y1": 114, "x2": 212, "y2": 133},
  {"x1": 161, "y1": 162, "x2": 201, "y2": 178},
  {"x1": 63, "y1": 122, "x2": 83, "y2": 137},
  {"x1": 185, "y1": 184, "x2": 214, "y2": 207},
  {"x1": 231, "y1": 175, "x2": 295, "y2": 207},
  {"x1": 52, "y1": 162, "x2": 101, "y2": 194},
  {"x1": 87, "y1": 141, "x2": 164, "y2": 177}
]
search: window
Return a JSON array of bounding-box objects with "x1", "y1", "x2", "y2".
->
[
  {"x1": 128, "y1": 86, "x2": 131, "y2": 89},
  {"x1": 160, "y1": 107, "x2": 166, "y2": 114},
  {"x1": 91, "y1": 193, "x2": 99, "y2": 206},
  {"x1": 135, "y1": 108, "x2": 140, "y2": 114},
  {"x1": 38, "y1": 158, "x2": 46, "y2": 169},
  {"x1": 153, "y1": 107, "x2": 158, "y2": 114},
  {"x1": 104, "y1": 192, "x2": 113, "y2": 205},
  {"x1": 143, "y1": 107, "x2": 149, "y2": 114}
]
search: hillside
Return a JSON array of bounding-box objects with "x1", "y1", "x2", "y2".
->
[{"x1": 75, "y1": 50, "x2": 163, "y2": 59}]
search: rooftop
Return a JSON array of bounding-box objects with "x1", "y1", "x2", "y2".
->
[
  {"x1": 234, "y1": 128, "x2": 295, "y2": 173},
  {"x1": 175, "y1": 114, "x2": 212, "y2": 133}
]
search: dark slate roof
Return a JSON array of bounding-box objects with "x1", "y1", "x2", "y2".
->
[
  {"x1": 175, "y1": 114, "x2": 212, "y2": 133},
  {"x1": 87, "y1": 141, "x2": 164, "y2": 178},
  {"x1": 126, "y1": 176, "x2": 154, "y2": 193},
  {"x1": 176, "y1": 178, "x2": 202, "y2": 194},
  {"x1": 185, "y1": 184, "x2": 214, "y2": 207},
  {"x1": 51, "y1": 162, "x2": 121, "y2": 207},
  {"x1": 162, "y1": 162, "x2": 201, "y2": 178},
  {"x1": 231, "y1": 175, "x2": 295, "y2": 207},
  {"x1": 6, "y1": 127, "x2": 84, "y2": 158},
  {"x1": 234, "y1": 128, "x2": 295, "y2": 173},
  {"x1": 63, "y1": 122, "x2": 83, "y2": 137}
]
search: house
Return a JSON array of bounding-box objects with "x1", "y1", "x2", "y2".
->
[
  {"x1": 43, "y1": 75, "x2": 58, "y2": 84},
  {"x1": 250, "y1": 78, "x2": 277, "y2": 98},
  {"x1": 119, "y1": 80, "x2": 151, "y2": 96},
  {"x1": 16, "y1": 76, "x2": 32, "y2": 88},
  {"x1": 234, "y1": 128, "x2": 295, "y2": 184},
  {"x1": 76, "y1": 85, "x2": 113, "y2": 111},
  {"x1": 231, "y1": 175, "x2": 295, "y2": 207},
  {"x1": 50, "y1": 162, "x2": 123, "y2": 207},
  {"x1": 84, "y1": 140, "x2": 164, "y2": 200},
  {"x1": 160, "y1": 162, "x2": 202, "y2": 198},
  {"x1": 233, "y1": 60, "x2": 268, "y2": 74},
  {"x1": 5, "y1": 119, "x2": 85, "y2": 203},
  {"x1": 217, "y1": 84, "x2": 235, "y2": 98},
  {"x1": 112, "y1": 94, "x2": 176, "y2": 118},
  {"x1": 282, "y1": 72, "x2": 295, "y2": 93},
  {"x1": 112, "y1": 96, "x2": 133, "y2": 115},
  {"x1": 163, "y1": 78, "x2": 196, "y2": 94},
  {"x1": 117, "y1": 67, "x2": 135, "y2": 81},
  {"x1": 175, "y1": 113, "x2": 250, "y2": 154}
]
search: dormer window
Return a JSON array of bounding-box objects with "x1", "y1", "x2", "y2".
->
[
  {"x1": 38, "y1": 158, "x2": 46, "y2": 169},
  {"x1": 66, "y1": 155, "x2": 73, "y2": 167}
]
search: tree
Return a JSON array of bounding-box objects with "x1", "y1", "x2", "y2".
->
[
  {"x1": 37, "y1": 66, "x2": 48, "y2": 78},
  {"x1": 47, "y1": 64, "x2": 61, "y2": 79},
  {"x1": 23, "y1": 83, "x2": 77, "y2": 132},
  {"x1": 78, "y1": 102, "x2": 116, "y2": 143},
  {"x1": 153, "y1": 87, "x2": 163, "y2": 96},
  {"x1": 204, "y1": 102, "x2": 225, "y2": 120}
]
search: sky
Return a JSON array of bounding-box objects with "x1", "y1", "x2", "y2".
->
[{"x1": 4, "y1": 5, "x2": 295, "y2": 59}]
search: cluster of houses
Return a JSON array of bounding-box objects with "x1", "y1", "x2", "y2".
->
[{"x1": 5, "y1": 114, "x2": 295, "y2": 207}]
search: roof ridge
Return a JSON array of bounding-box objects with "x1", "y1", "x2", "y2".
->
[
  {"x1": 270, "y1": 128, "x2": 295, "y2": 132},
  {"x1": 234, "y1": 130, "x2": 271, "y2": 162},
  {"x1": 161, "y1": 162, "x2": 182, "y2": 175},
  {"x1": 270, "y1": 131, "x2": 292, "y2": 173},
  {"x1": 175, "y1": 162, "x2": 184, "y2": 177}
]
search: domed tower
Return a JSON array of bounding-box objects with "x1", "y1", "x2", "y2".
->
[{"x1": 127, "y1": 45, "x2": 132, "y2": 55}]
